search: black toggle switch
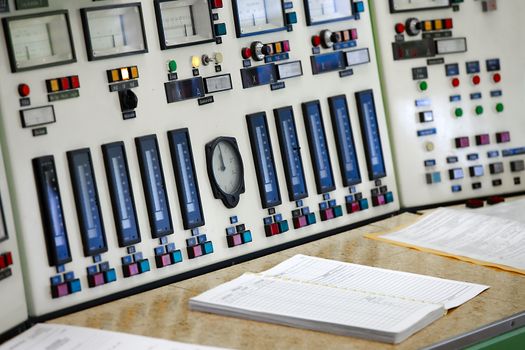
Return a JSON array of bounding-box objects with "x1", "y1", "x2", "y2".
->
[{"x1": 119, "y1": 89, "x2": 138, "y2": 112}]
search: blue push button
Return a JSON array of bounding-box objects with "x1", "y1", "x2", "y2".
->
[
  {"x1": 138, "y1": 259, "x2": 151, "y2": 273},
  {"x1": 214, "y1": 23, "x2": 226, "y2": 36},
  {"x1": 170, "y1": 250, "x2": 183, "y2": 264},
  {"x1": 285, "y1": 12, "x2": 297, "y2": 24},
  {"x1": 104, "y1": 269, "x2": 117, "y2": 283},
  {"x1": 354, "y1": 1, "x2": 365, "y2": 12},
  {"x1": 203, "y1": 241, "x2": 214, "y2": 255},
  {"x1": 359, "y1": 198, "x2": 369, "y2": 210},
  {"x1": 306, "y1": 212, "x2": 316, "y2": 225},
  {"x1": 385, "y1": 192, "x2": 394, "y2": 203},
  {"x1": 242, "y1": 230, "x2": 253, "y2": 243},
  {"x1": 50, "y1": 275, "x2": 62, "y2": 286},
  {"x1": 68, "y1": 279, "x2": 82, "y2": 293}
]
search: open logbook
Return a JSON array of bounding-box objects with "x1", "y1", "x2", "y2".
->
[{"x1": 189, "y1": 255, "x2": 488, "y2": 344}]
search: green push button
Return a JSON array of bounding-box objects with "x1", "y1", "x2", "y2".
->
[
  {"x1": 333, "y1": 205, "x2": 343, "y2": 218},
  {"x1": 306, "y1": 212, "x2": 316, "y2": 225},
  {"x1": 475, "y1": 105, "x2": 484, "y2": 115},
  {"x1": 454, "y1": 108, "x2": 463, "y2": 117},
  {"x1": 214, "y1": 23, "x2": 227, "y2": 36},
  {"x1": 168, "y1": 60, "x2": 177, "y2": 72},
  {"x1": 418, "y1": 81, "x2": 428, "y2": 91},
  {"x1": 278, "y1": 220, "x2": 289, "y2": 233},
  {"x1": 496, "y1": 103, "x2": 504, "y2": 113}
]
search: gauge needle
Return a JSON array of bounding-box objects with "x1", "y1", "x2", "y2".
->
[{"x1": 218, "y1": 145, "x2": 226, "y2": 171}]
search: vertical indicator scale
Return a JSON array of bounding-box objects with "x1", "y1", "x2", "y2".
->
[
  {"x1": 167, "y1": 128, "x2": 205, "y2": 230},
  {"x1": 102, "y1": 142, "x2": 141, "y2": 247},
  {"x1": 67, "y1": 149, "x2": 108, "y2": 256},
  {"x1": 355, "y1": 90, "x2": 387, "y2": 180},
  {"x1": 135, "y1": 135, "x2": 173, "y2": 238},
  {"x1": 33, "y1": 156, "x2": 72, "y2": 266},
  {"x1": 246, "y1": 112, "x2": 282, "y2": 208},
  {"x1": 301, "y1": 100, "x2": 336, "y2": 194},
  {"x1": 273, "y1": 106, "x2": 309, "y2": 201},
  {"x1": 328, "y1": 95, "x2": 362, "y2": 187}
]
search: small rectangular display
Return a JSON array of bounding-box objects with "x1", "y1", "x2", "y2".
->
[
  {"x1": 486, "y1": 58, "x2": 500, "y2": 72},
  {"x1": 20, "y1": 105, "x2": 55, "y2": 128},
  {"x1": 81, "y1": 3, "x2": 148, "y2": 61},
  {"x1": 2, "y1": 10, "x2": 76, "y2": 72},
  {"x1": 277, "y1": 60, "x2": 303, "y2": 80},
  {"x1": 304, "y1": 0, "x2": 354, "y2": 26},
  {"x1": 435, "y1": 37, "x2": 467, "y2": 54},
  {"x1": 101, "y1": 142, "x2": 141, "y2": 247},
  {"x1": 355, "y1": 90, "x2": 387, "y2": 180},
  {"x1": 0, "y1": 196, "x2": 8, "y2": 242},
  {"x1": 389, "y1": 0, "x2": 450, "y2": 13},
  {"x1": 154, "y1": 0, "x2": 215, "y2": 49},
  {"x1": 135, "y1": 135, "x2": 173, "y2": 238},
  {"x1": 345, "y1": 48, "x2": 370, "y2": 67},
  {"x1": 241, "y1": 64, "x2": 277, "y2": 88},
  {"x1": 274, "y1": 106, "x2": 308, "y2": 201},
  {"x1": 392, "y1": 39, "x2": 436, "y2": 60},
  {"x1": 33, "y1": 155, "x2": 72, "y2": 266},
  {"x1": 310, "y1": 51, "x2": 345, "y2": 74},
  {"x1": 328, "y1": 95, "x2": 361, "y2": 187},
  {"x1": 167, "y1": 128, "x2": 205, "y2": 230},
  {"x1": 67, "y1": 149, "x2": 108, "y2": 257},
  {"x1": 165, "y1": 77, "x2": 205, "y2": 102},
  {"x1": 301, "y1": 100, "x2": 336, "y2": 194},
  {"x1": 246, "y1": 112, "x2": 282, "y2": 208},
  {"x1": 204, "y1": 74, "x2": 233, "y2": 93}
]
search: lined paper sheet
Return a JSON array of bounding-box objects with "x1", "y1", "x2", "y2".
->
[
  {"x1": 190, "y1": 272, "x2": 444, "y2": 343},
  {"x1": 263, "y1": 254, "x2": 488, "y2": 309},
  {"x1": 368, "y1": 208, "x2": 525, "y2": 274},
  {"x1": 0, "y1": 324, "x2": 227, "y2": 350}
]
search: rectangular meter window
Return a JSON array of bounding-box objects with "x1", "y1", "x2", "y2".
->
[
  {"x1": 2, "y1": 10, "x2": 76, "y2": 72},
  {"x1": 389, "y1": 0, "x2": 450, "y2": 13},
  {"x1": 304, "y1": 0, "x2": 354, "y2": 26},
  {"x1": 80, "y1": 3, "x2": 148, "y2": 61},
  {"x1": 232, "y1": 0, "x2": 286, "y2": 37},
  {"x1": 154, "y1": 0, "x2": 215, "y2": 49}
]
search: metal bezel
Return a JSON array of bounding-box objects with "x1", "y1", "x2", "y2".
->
[
  {"x1": 80, "y1": 2, "x2": 148, "y2": 61},
  {"x1": 2, "y1": 10, "x2": 76, "y2": 73},
  {"x1": 205, "y1": 136, "x2": 245, "y2": 208}
]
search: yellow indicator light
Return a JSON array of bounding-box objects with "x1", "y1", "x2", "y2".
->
[
  {"x1": 433, "y1": 19, "x2": 443, "y2": 30},
  {"x1": 423, "y1": 21, "x2": 432, "y2": 31},
  {"x1": 49, "y1": 80, "x2": 59, "y2": 92},
  {"x1": 214, "y1": 52, "x2": 224, "y2": 64},
  {"x1": 130, "y1": 66, "x2": 139, "y2": 79},
  {"x1": 191, "y1": 55, "x2": 201, "y2": 68},
  {"x1": 111, "y1": 70, "x2": 120, "y2": 83},
  {"x1": 120, "y1": 68, "x2": 130, "y2": 81},
  {"x1": 274, "y1": 42, "x2": 282, "y2": 53}
]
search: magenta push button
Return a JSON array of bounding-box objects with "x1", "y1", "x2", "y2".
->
[
  {"x1": 475, "y1": 134, "x2": 490, "y2": 146},
  {"x1": 496, "y1": 131, "x2": 510, "y2": 143},
  {"x1": 123, "y1": 263, "x2": 140, "y2": 277},
  {"x1": 88, "y1": 272, "x2": 105, "y2": 287},
  {"x1": 455, "y1": 137, "x2": 470, "y2": 149},
  {"x1": 187, "y1": 245, "x2": 203, "y2": 259},
  {"x1": 52, "y1": 283, "x2": 69, "y2": 298}
]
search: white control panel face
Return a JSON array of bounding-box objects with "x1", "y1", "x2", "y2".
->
[
  {"x1": 371, "y1": 1, "x2": 525, "y2": 208},
  {"x1": 0, "y1": 0, "x2": 398, "y2": 318}
]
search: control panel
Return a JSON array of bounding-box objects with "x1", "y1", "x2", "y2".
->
[
  {"x1": 0, "y1": 0, "x2": 398, "y2": 319},
  {"x1": 370, "y1": 0, "x2": 525, "y2": 208},
  {"x1": 0, "y1": 143, "x2": 28, "y2": 338}
]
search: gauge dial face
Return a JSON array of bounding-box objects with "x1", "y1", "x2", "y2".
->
[
  {"x1": 304, "y1": 0, "x2": 353, "y2": 25},
  {"x1": 3, "y1": 11, "x2": 76, "y2": 72},
  {"x1": 233, "y1": 0, "x2": 285, "y2": 37},
  {"x1": 211, "y1": 140, "x2": 243, "y2": 195},
  {"x1": 81, "y1": 4, "x2": 147, "y2": 61},
  {"x1": 389, "y1": 0, "x2": 450, "y2": 13},
  {"x1": 155, "y1": 0, "x2": 214, "y2": 49}
]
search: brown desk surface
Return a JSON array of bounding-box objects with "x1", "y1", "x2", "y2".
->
[{"x1": 49, "y1": 212, "x2": 525, "y2": 349}]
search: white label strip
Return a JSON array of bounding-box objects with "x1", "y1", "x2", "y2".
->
[
  {"x1": 345, "y1": 48, "x2": 370, "y2": 67},
  {"x1": 436, "y1": 37, "x2": 467, "y2": 54},
  {"x1": 20, "y1": 105, "x2": 56, "y2": 128},
  {"x1": 204, "y1": 74, "x2": 232, "y2": 93},
  {"x1": 277, "y1": 60, "x2": 303, "y2": 79}
]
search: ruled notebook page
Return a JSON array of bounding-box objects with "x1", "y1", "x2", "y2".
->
[
  {"x1": 189, "y1": 272, "x2": 443, "y2": 339},
  {"x1": 262, "y1": 255, "x2": 488, "y2": 309}
]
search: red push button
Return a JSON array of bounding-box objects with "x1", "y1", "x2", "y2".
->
[
  {"x1": 70, "y1": 75, "x2": 80, "y2": 89},
  {"x1": 0, "y1": 255, "x2": 5, "y2": 269},
  {"x1": 395, "y1": 23, "x2": 405, "y2": 34},
  {"x1": 487, "y1": 196, "x2": 505, "y2": 205},
  {"x1": 210, "y1": 0, "x2": 223, "y2": 8},
  {"x1": 18, "y1": 84, "x2": 30, "y2": 97},
  {"x1": 451, "y1": 78, "x2": 460, "y2": 88},
  {"x1": 282, "y1": 40, "x2": 290, "y2": 52},
  {"x1": 311, "y1": 35, "x2": 321, "y2": 47},
  {"x1": 443, "y1": 18, "x2": 453, "y2": 29},
  {"x1": 59, "y1": 77, "x2": 70, "y2": 90},
  {"x1": 265, "y1": 223, "x2": 279, "y2": 236},
  {"x1": 492, "y1": 73, "x2": 501, "y2": 83},
  {"x1": 241, "y1": 47, "x2": 251, "y2": 59},
  {"x1": 466, "y1": 199, "x2": 484, "y2": 209},
  {"x1": 471, "y1": 75, "x2": 481, "y2": 85}
]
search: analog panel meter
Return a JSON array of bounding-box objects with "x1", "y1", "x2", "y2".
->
[
  {"x1": 154, "y1": 0, "x2": 215, "y2": 49},
  {"x1": 389, "y1": 0, "x2": 450, "y2": 13},
  {"x1": 232, "y1": 0, "x2": 286, "y2": 37},
  {"x1": 2, "y1": 10, "x2": 76, "y2": 72},
  {"x1": 80, "y1": 3, "x2": 148, "y2": 61},
  {"x1": 205, "y1": 137, "x2": 245, "y2": 208},
  {"x1": 303, "y1": 0, "x2": 354, "y2": 26}
]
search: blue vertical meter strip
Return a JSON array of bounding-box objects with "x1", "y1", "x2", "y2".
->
[
  {"x1": 101, "y1": 142, "x2": 141, "y2": 247},
  {"x1": 67, "y1": 149, "x2": 108, "y2": 256},
  {"x1": 246, "y1": 112, "x2": 282, "y2": 208},
  {"x1": 135, "y1": 135, "x2": 173, "y2": 238},
  {"x1": 167, "y1": 128, "x2": 205, "y2": 230},
  {"x1": 301, "y1": 100, "x2": 336, "y2": 194},
  {"x1": 33, "y1": 156, "x2": 72, "y2": 266},
  {"x1": 273, "y1": 106, "x2": 308, "y2": 201},
  {"x1": 355, "y1": 90, "x2": 387, "y2": 180},
  {"x1": 327, "y1": 95, "x2": 361, "y2": 187}
]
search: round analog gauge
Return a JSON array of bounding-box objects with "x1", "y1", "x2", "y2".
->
[
  {"x1": 206, "y1": 137, "x2": 245, "y2": 208},
  {"x1": 232, "y1": 0, "x2": 285, "y2": 37}
]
